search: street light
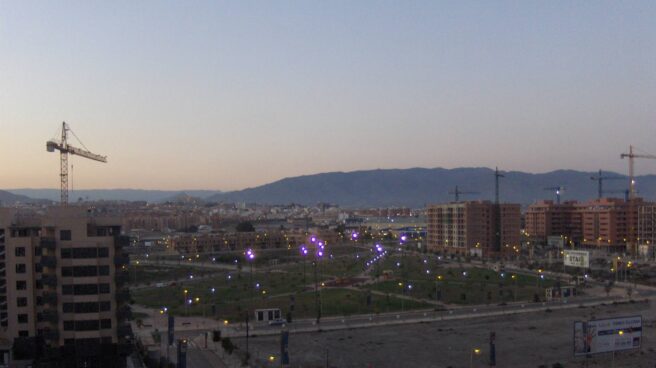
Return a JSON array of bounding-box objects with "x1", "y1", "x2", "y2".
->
[
  {"x1": 314, "y1": 243, "x2": 324, "y2": 324},
  {"x1": 300, "y1": 245, "x2": 309, "y2": 284},
  {"x1": 470, "y1": 348, "x2": 481, "y2": 368}
]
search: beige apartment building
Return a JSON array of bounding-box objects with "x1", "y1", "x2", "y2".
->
[
  {"x1": 427, "y1": 201, "x2": 521, "y2": 257},
  {"x1": 0, "y1": 207, "x2": 131, "y2": 367}
]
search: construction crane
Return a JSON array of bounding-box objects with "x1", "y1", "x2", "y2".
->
[
  {"x1": 543, "y1": 186, "x2": 564, "y2": 204},
  {"x1": 590, "y1": 169, "x2": 623, "y2": 199},
  {"x1": 449, "y1": 186, "x2": 479, "y2": 202},
  {"x1": 621, "y1": 145, "x2": 656, "y2": 200},
  {"x1": 46, "y1": 122, "x2": 107, "y2": 205},
  {"x1": 494, "y1": 167, "x2": 504, "y2": 204}
]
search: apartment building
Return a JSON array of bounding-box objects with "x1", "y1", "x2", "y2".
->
[
  {"x1": 0, "y1": 207, "x2": 131, "y2": 367},
  {"x1": 427, "y1": 201, "x2": 521, "y2": 257},
  {"x1": 524, "y1": 200, "x2": 582, "y2": 243}
]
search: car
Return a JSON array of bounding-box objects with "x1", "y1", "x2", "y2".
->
[{"x1": 268, "y1": 319, "x2": 287, "y2": 326}]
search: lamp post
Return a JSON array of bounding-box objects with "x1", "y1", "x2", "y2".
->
[
  {"x1": 612, "y1": 330, "x2": 624, "y2": 367},
  {"x1": 511, "y1": 274, "x2": 517, "y2": 301},
  {"x1": 470, "y1": 348, "x2": 481, "y2": 368},
  {"x1": 300, "y1": 245, "x2": 308, "y2": 285},
  {"x1": 314, "y1": 241, "x2": 325, "y2": 324},
  {"x1": 183, "y1": 289, "x2": 189, "y2": 316},
  {"x1": 244, "y1": 248, "x2": 255, "y2": 364}
]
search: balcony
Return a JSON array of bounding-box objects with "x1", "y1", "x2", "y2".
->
[
  {"x1": 41, "y1": 310, "x2": 59, "y2": 324},
  {"x1": 40, "y1": 237, "x2": 57, "y2": 250},
  {"x1": 114, "y1": 255, "x2": 130, "y2": 266},
  {"x1": 42, "y1": 275, "x2": 57, "y2": 288},
  {"x1": 117, "y1": 342, "x2": 133, "y2": 356},
  {"x1": 117, "y1": 305, "x2": 132, "y2": 321},
  {"x1": 40, "y1": 256, "x2": 57, "y2": 268},
  {"x1": 42, "y1": 329, "x2": 59, "y2": 341},
  {"x1": 116, "y1": 235, "x2": 131, "y2": 249},
  {"x1": 42, "y1": 292, "x2": 57, "y2": 305},
  {"x1": 115, "y1": 272, "x2": 129, "y2": 286},
  {"x1": 117, "y1": 324, "x2": 133, "y2": 338},
  {"x1": 116, "y1": 289, "x2": 131, "y2": 303}
]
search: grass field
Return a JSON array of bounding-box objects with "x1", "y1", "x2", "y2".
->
[{"x1": 131, "y1": 245, "x2": 558, "y2": 318}]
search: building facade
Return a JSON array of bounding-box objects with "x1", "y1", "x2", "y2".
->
[
  {"x1": 427, "y1": 201, "x2": 521, "y2": 257},
  {"x1": 524, "y1": 200, "x2": 582, "y2": 243},
  {"x1": 0, "y1": 207, "x2": 131, "y2": 367}
]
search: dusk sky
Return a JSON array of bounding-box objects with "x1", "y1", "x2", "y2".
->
[{"x1": 1, "y1": 1, "x2": 655, "y2": 191}]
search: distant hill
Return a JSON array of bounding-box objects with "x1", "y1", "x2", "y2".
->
[
  {"x1": 7, "y1": 167, "x2": 654, "y2": 207},
  {"x1": 207, "y1": 167, "x2": 652, "y2": 208},
  {"x1": 6, "y1": 189, "x2": 219, "y2": 203},
  {"x1": 0, "y1": 190, "x2": 37, "y2": 205}
]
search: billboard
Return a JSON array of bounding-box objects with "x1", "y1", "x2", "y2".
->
[
  {"x1": 574, "y1": 315, "x2": 642, "y2": 356},
  {"x1": 564, "y1": 250, "x2": 590, "y2": 268}
]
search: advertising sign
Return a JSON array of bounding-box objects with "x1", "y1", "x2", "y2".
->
[
  {"x1": 564, "y1": 250, "x2": 590, "y2": 268},
  {"x1": 574, "y1": 315, "x2": 642, "y2": 356}
]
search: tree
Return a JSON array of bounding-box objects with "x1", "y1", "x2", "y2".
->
[{"x1": 235, "y1": 221, "x2": 255, "y2": 232}]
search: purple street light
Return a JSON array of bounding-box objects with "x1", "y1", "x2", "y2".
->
[
  {"x1": 351, "y1": 232, "x2": 358, "y2": 240},
  {"x1": 246, "y1": 249, "x2": 255, "y2": 260},
  {"x1": 300, "y1": 245, "x2": 308, "y2": 256},
  {"x1": 317, "y1": 250, "x2": 324, "y2": 257},
  {"x1": 400, "y1": 235, "x2": 407, "y2": 242},
  {"x1": 375, "y1": 244, "x2": 383, "y2": 253},
  {"x1": 310, "y1": 236, "x2": 317, "y2": 243}
]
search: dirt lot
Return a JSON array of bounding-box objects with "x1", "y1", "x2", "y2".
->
[{"x1": 235, "y1": 300, "x2": 656, "y2": 368}]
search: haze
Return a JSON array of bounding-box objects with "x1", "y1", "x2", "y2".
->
[{"x1": 1, "y1": 1, "x2": 655, "y2": 191}]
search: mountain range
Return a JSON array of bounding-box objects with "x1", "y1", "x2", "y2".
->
[{"x1": 5, "y1": 167, "x2": 654, "y2": 208}]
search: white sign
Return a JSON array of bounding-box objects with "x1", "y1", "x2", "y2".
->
[
  {"x1": 574, "y1": 316, "x2": 642, "y2": 356},
  {"x1": 564, "y1": 250, "x2": 589, "y2": 268}
]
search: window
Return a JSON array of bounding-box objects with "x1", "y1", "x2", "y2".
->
[
  {"x1": 75, "y1": 320, "x2": 100, "y2": 331},
  {"x1": 60, "y1": 230, "x2": 72, "y2": 241},
  {"x1": 61, "y1": 247, "x2": 110, "y2": 259},
  {"x1": 18, "y1": 330, "x2": 28, "y2": 337},
  {"x1": 15, "y1": 264, "x2": 26, "y2": 274},
  {"x1": 98, "y1": 248, "x2": 109, "y2": 258},
  {"x1": 17, "y1": 314, "x2": 28, "y2": 324},
  {"x1": 17, "y1": 297, "x2": 27, "y2": 307},
  {"x1": 62, "y1": 283, "x2": 110, "y2": 295},
  {"x1": 16, "y1": 280, "x2": 27, "y2": 290},
  {"x1": 100, "y1": 319, "x2": 111, "y2": 329},
  {"x1": 15, "y1": 247, "x2": 25, "y2": 257},
  {"x1": 63, "y1": 321, "x2": 74, "y2": 331},
  {"x1": 63, "y1": 302, "x2": 111, "y2": 313},
  {"x1": 99, "y1": 266, "x2": 110, "y2": 276}
]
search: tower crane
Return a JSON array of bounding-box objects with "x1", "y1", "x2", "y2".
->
[
  {"x1": 448, "y1": 186, "x2": 479, "y2": 202},
  {"x1": 46, "y1": 122, "x2": 107, "y2": 205},
  {"x1": 621, "y1": 145, "x2": 656, "y2": 200},
  {"x1": 543, "y1": 186, "x2": 564, "y2": 204},
  {"x1": 590, "y1": 170, "x2": 623, "y2": 199}
]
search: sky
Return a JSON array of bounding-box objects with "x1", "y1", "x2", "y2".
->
[{"x1": 1, "y1": 1, "x2": 655, "y2": 191}]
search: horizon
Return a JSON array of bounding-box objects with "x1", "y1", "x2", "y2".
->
[{"x1": 1, "y1": 165, "x2": 639, "y2": 193}]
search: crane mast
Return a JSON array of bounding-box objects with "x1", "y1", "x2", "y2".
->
[
  {"x1": 46, "y1": 122, "x2": 107, "y2": 205},
  {"x1": 620, "y1": 145, "x2": 656, "y2": 200}
]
